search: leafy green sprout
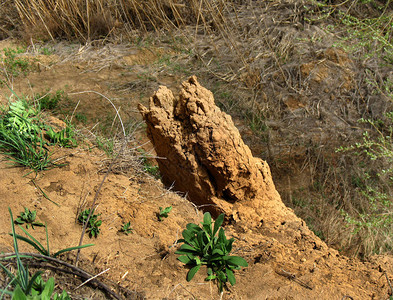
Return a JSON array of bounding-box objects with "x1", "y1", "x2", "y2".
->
[
  {"x1": 120, "y1": 222, "x2": 133, "y2": 235},
  {"x1": 158, "y1": 206, "x2": 172, "y2": 221},
  {"x1": 14, "y1": 208, "x2": 44, "y2": 229},
  {"x1": 175, "y1": 212, "x2": 248, "y2": 293},
  {"x1": 77, "y1": 209, "x2": 102, "y2": 238}
]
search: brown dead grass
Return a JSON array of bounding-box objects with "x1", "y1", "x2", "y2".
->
[{"x1": 9, "y1": 0, "x2": 230, "y2": 42}]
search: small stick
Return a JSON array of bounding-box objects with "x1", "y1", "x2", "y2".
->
[
  {"x1": 276, "y1": 269, "x2": 313, "y2": 290},
  {"x1": 385, "y1": 271, "x2": 393, "y2": 296},
  {"x1": 76, "y1": 267, "x2": 110, "y2": 289}
]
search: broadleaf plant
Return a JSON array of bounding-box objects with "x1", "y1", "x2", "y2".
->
[{"x1": 175, "y1": 212, "x2": 248, "y2": 293}]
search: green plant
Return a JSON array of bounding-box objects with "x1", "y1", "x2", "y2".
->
[
  {"x1": 0, "y1": 92, "x2": 78, "y2": 172},
  {"x1": 95, "y1": 136, "x2": 114, "y2": 157},
  {"x1": 120, "y1": 222, "x2": 133, "y2": 235},
  {"x1": 35, "y1": 90, "x2": 64, "y2": 110},
  {"x1": 175, "y1": 212, "x2": 248, "y2": 292},
  {"x1": 337, "y1": 112, "x2": 393, "y2": 254},
  {"x1": 138, "y1": 149, "x2": 160, "y2": 178},
  {"x1": 158, "y1": 206, "x2": 172, "y2": 221},
  {"x1": 0, "y1": 208, "x2": 71, "y2": 299},
  {"x1": 77, "y1": 209, "x2": 102, "y2": 238},
  {"x1": 74, "y1": 112, "x2": 87, "y2": 124},
  {"x1": 14, "y1": 208, "x2": 44, "y2": 229},
  {"x1": 11, "y1": 222, "x2": 93, "y2": 258},
  {"x1": 0, "y1": 97, "x2": 54, "y2": 172},
  {"x1": 45, "y1": 121, "x2": 77, "y2": 148},
  {"x1": 1, "y1": 47, "x2": 31, "y2": 79}
]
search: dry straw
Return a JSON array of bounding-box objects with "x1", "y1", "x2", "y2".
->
[{"x1": 12, "y1": 0, "x2": 231, "y2": 42}]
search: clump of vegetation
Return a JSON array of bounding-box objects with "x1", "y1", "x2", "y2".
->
[
  {"x1": 36, "y1": 90, "x2": 64, "y2": 111},
  {"x1": 1, "y1": 47, "x2": 31, "y2": 80},
  {"x1": 77, "y1": 209, "x2": 102, "y2": 238},
  {"x1": 0, "y1": 208, "x2": 72, "y2": 299},
  {"x1": 45, "y1": 121, "x2": 77, "y2": 148},
  {"x1": 14, "y1": 207, "x2": 44, "y2": 229},
  {"x1": 157, "y1": 206, "x2": 172, "y2": 221},
  {"x1": 176, "y1": 212, "x2": 248, "y2": 293},
  {"x1": 138, "y1": 149, "x2": 160, "y2": 178},
  {"x1": 95, "y1": 136, "x2": 115, "y2": 157},
  {"x1": 337, "y1": 112, "x2": 393, "y2": 255},
  {"x1": 0, "y1": 93, "x2": 77, "y2": 172},
  {"x1": 120, "y1": 222, "x2": 133, "y2": 235}
]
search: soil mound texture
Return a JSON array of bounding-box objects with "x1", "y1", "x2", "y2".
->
[
  {"x1": 139, "y1": 76, "x2": 393, "y2": 299},
  {"x1": 139, "y1": 76, "x2": 294, "y2": 228}
]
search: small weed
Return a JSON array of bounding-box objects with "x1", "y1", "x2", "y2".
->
[
  {"x1": 39, "y1": 47, "x2": 54, "y2": 55},
  {"x1": 45, "y1": 121, "x2": 77, "y2": 148},
  {"x1": 74, "y1": 112, "x2": 87, "y2": 124},
  {"x1": 0, "y1": 97, "x2": 53, "y2": 172},
  {"x1": 77, "y1": 209, "x2": 102, "y2": 238},
  {"x1": 120, "y1": 222, "x2": 133, "y2": 235},
  {"x1": 35, "y1": 90, "x2": 64, "y2": 110},
  {"x1": 138, "y1": 149, "x2": 161, "y2": 178},
  {"x1": 1, "y1": 47, "x2": 31, "y2": 79},
  {"x1": 175, "y1": 212, "x2": 248, "y2": 293},
  {"x1": 158, "y1": 206, "x2": 172, "y2": 221},
  {"x1": 14, "y1": 208, "x2": 44, "y2": 229},
  {"x1": 95, "y1": 136, "x2": 114, "y2": 157}
]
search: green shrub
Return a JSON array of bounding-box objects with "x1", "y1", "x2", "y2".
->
[{"x1": 176, "y1": 212, "x2": 248, "y2": 293}]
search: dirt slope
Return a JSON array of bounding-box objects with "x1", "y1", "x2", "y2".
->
[{"x1": 1, "y1": 73, "x2": 392, "y2": 299}]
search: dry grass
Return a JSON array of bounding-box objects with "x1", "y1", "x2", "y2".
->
[{"x1": 8, "y1": 0, "x2": 230, "y2": 42}]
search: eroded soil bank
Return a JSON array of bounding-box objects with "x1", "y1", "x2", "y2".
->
[{"x1": 1, "y1": 67, "x2": 392, "y2": 298}]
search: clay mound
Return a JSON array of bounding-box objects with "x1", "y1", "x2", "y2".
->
[{"x1": 139, "y1": 76, "x2": 297, "y2": 228}]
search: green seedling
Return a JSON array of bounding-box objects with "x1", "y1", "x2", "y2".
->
[
  {"x1": 175, "y1": 212, "x2": 248, "y2": 293},
  {"x1": 14, "y1": 208, "x2": 44, "y2": 229},
  {"x1": 78, "y1": 209, "x2": 102, "y2": 238},
  {"x1": 120, "y1": 222, "x2": 133, "y2": 235},
  {"x1": 158, "y1": 206, "x2": 172, "y2": 221}
]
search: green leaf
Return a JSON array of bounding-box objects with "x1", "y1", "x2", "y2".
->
[
  {"x1": 217, "y1": 270, "x2": 227, "y2": 282},
  {"x1": 182, "y1": 229, "x2": 195, "y2": 243},
  {"x1": 12, "y1": 285, "x2": 27, "y2": 300},
  {"x1": 225, "y1": 256, "x2": 248, "y2": 267},
  {"x1": 177, "y1": 255, "x2": 192, "y2": 264},
  {"x1": 53, "y1": 243, "x2": 94, "y2": 258},
  {"x1": 226, "y1": 268, "x2": 236, "y2": 286},
  {"x1": 186, "y1": 223, "x2": 201, "y2": 232},
  {"x1": 179, "y1": 243, "x2": 197, "y2": 252},
  {"x1": 212, "y1": 248, "x2": 224, "y2": 256},
  {"x1": 203, "y1": 212, "x2": 212, "y2": 226},
  {"x1": 187, "y1": 265, "x2": 201, "y2": 281},
  {"x1": 213, "y1": 213, "x2": 224, "y2": 236},
  {"x1": 26, "y1": 271, "x2": 43, "y2": 295},
  {"x1": 41, "y1": 277, "x2": 55, "y2": 297},
  {"x1": 218, "y1": 228, "x2": 226, "y2": 244}
]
